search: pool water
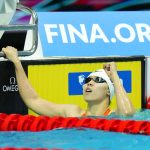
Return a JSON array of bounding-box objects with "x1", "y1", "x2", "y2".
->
[{"x1": 0, "y1": 109, "x2": 150, "y2": 149}]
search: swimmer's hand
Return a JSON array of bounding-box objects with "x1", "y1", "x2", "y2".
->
[
  {"x1": 2, "y1": 46, "x2": 19, "y2": 63},
  {"x1": 103, "y1": 62, "x2": 117, "y2": 82}
]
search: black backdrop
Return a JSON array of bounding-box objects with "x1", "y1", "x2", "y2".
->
[{"x1": 0, "y1": 60, "x2": 28, "y2": 114}]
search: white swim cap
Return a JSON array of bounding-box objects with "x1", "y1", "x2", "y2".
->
[{"x1": 88, "y1": 69, "x2": 114, "y2": 100}]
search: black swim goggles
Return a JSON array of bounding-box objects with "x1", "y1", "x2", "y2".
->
[{"x1": 84, "y1": 77, "x2": 106, "y2": 84}]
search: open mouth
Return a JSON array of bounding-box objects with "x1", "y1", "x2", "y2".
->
[{"x1": 86, "y1": 88, "x2": 92, "y2": 92}]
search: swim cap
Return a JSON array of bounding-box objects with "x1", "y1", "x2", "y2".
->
[{"x1": 88, "y1": 69, "x2": 114, "y2": 100}]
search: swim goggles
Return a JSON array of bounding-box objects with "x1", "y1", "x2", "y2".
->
[{"x1": 84, "y1": 77, "x2": 106, "y2": 84}]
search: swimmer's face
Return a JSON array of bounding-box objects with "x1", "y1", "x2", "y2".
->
[{"x1": 82, "y1": 76, "x2": 109, "y2": 102}]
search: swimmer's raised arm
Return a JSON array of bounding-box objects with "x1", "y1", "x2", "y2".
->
[
  {"x1": 103, "y1": 62, "x2": 135, "y2": 115},
  {"x1": 2, "y1": 46, "x2": 81, "y2": 117},
  {"x1": 2, "y1": 46, "x2": 135, "y2": 117}
]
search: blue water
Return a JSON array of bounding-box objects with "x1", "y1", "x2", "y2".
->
[{"x1": 1, "y1": 109, "x2": 150, "y2": 149}]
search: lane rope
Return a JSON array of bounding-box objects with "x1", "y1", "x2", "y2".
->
[
  {"x1": 0, "y1": 113, "x2": 150, "y2": 135},
  {"x1": 1, "y1": 113, "x2": 150, "y2": 150}
]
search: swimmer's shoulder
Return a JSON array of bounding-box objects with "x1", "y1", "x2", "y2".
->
[{"x1": 62, "y1": 104, "x2": 83, "y2": 117}]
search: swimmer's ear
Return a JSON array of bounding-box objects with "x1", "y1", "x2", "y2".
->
[{"x1": 106, "y1": 90, "x2": 110, "y2": 97}]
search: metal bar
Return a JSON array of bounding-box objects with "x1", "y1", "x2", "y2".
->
[
  {"x1": 0, "y1": 25, "x2": 36, "y2": 31},
  {"x1": 0, "y1": 3, "x2": 38, "y2": 57}
]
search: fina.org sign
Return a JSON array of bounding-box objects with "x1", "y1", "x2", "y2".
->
[
  {"x1": 38, "y1": 12, "x2": 150, "y2": 56},
  {"x1": 44, "y1": 23, "x2": 149, "y2": 43}
]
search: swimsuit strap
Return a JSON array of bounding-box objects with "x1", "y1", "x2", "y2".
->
[
  {"x1": 103, "y1": 108, "x2": 112, "y2": 116},
  {"x1": 81, "y1": 107, "x2": 112, "y2": 117},
  {"x1": 81, "y1": 111, "x2": 87, "y2": 117}
]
